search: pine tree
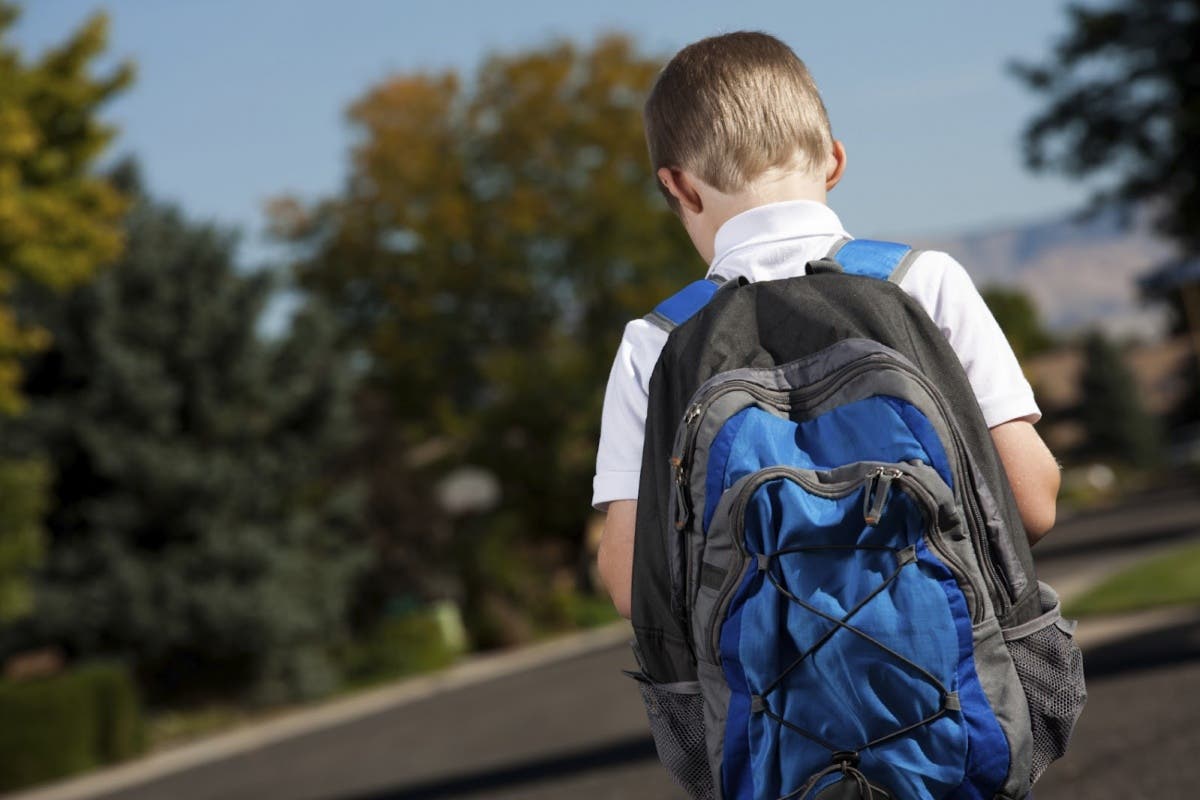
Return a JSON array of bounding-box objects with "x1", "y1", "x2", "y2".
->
[
  {"x1": 1078, "y1": 331, "x2": 1162, "y2": 467},
  {"x1": 7, "y1": 168, "x2": 364, "y2": 703}
]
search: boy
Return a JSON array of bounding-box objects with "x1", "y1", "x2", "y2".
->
[{"x1": 592, "y1": 31, "x2": 1060, "y2": 618}]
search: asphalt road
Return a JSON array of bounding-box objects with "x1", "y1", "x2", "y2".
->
[
  {"x1": 90, "y1": 486, "x2": 1200, "y2": 800},
  {"x1": 98, "y1": 643, "x2": 678, "y2": 800},
  {"x1": 1035, "y1": 615, "x2": 1200, "y2": 799}
]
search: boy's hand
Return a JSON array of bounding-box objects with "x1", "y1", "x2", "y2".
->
[{"x1": 597, "y1": 500, "x2": 636, "y2": 618}]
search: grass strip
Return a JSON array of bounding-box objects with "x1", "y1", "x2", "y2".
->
[{"x1": 1065, "y1": 540, "x2": 1200, "y2": 617}]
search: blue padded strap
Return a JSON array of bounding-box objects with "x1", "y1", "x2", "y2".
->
[
  {"x1": 645, "y1": 239, "x2": 916, "y2": 333},
  {"x1": 645, "y1": 277, "x2": 725, "y2": 332},
  {"x1": 832, "y1": 239, "x2": 914, "y2": 283}
]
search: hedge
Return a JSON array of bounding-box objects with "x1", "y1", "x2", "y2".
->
[{"x1": 0, "y1": 662, "x2": 145, "y2": 792}]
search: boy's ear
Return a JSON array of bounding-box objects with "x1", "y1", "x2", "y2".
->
[
  {"x1": 657, "y1": 167, "x2": 704, "y2": 215},
  {"x1": 825, "y1": 140, "x2": 847, "y2": 191}
]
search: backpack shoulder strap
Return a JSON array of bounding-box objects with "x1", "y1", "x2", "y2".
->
[
  {"x1": 644, "y1": 238, "x2": 923, "y2": 333},
  {"x1": 643, "y1": 275, "x2": 728, "y2": 333},
  {"x1": 825, "y1": 238, "x2": 923, "y2": 284}
]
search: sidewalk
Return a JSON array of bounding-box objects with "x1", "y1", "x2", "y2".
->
[{"x1": 1073, "y1": 603, "x2": 1200, "y2": 651}]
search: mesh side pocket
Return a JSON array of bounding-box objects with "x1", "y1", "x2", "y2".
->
[
  {"x1": 628, "y1": 672, "x2": 715, "y2": 799},
  {"x1": 1003, "y1": 582, "x2": 1087, "y2": 784}
]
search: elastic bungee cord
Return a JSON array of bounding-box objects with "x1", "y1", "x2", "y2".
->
[{"x1": 747, "y1": 543, "x2": 959, "y2": 800}]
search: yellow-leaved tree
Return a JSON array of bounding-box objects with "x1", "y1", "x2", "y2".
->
[
  {"x1": 272, "y1": 36, "x2": 698, "y2": 644},
  {"x1": 0, "y1": 3, "x2": 131, "y2": 622}
]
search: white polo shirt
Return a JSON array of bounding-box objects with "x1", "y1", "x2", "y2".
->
[{"x1": 591, "y1": 200, "x2": 1040, "y2": 511}]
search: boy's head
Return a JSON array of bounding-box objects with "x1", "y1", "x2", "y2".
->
[{"x1": 645, "y1": 32, "x2": 845, "y2": 261}]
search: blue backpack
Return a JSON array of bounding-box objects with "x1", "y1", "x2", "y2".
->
[{"x1": 627, "y1": 240, "x2": 1086, "y2": 800}]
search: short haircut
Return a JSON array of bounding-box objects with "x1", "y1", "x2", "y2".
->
[{"x1": 644, "y1": 31, "x2": 833, "y2": 209}]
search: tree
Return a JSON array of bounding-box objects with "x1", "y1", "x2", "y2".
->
[
  {"x1": 980, "y1": 287, "x2": 1054, "y2": 363},
  {"x1": 4, "y1": 167, "x2": 365, "y2": 703},
  {"x1": 1141, "y1": 259, "x2": 1200, "y2": 427},
  {"x1": 1012, "y1": 0, "x2": 1200, "y2": 254},
  {"x1": 0, "y1": 3, "x2": 131, "y2": 412},
  {"x1": 270, "y1": 36, "x2": 696, "y2": 640},
  {"x1": 0, "y1": 4, "x2": 131, "y2": 623},
  {"x1": 1077, "y1": 331, "x2": 1161, "y2": 467}
]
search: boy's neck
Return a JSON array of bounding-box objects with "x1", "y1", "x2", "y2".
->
[{"x1": 691, "y1": 168, "x2": 829, "y2": 264}]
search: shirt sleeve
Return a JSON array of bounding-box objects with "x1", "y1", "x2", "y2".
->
[
  {"x1": 899, "y1": 251, "x2": 1042, "y2": 428},
  {"x1": 592, "y1": 320, "x2": 666, "y2": 511}
]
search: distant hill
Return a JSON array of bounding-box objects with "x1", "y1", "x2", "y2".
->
[{"x1": 909, "y1": 208, "x2": 1176, "y2": 339}]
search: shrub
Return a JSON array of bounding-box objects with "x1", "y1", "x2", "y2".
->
[
  {"x1": 84, "y1": 663, "x2": 145, "y2": 762},
  {"x1": 0, "y1": 662, "x2": 144, "y2": 792},
  {"x1": 338, "y1": 609, "x2": 462, "y2": 688}
]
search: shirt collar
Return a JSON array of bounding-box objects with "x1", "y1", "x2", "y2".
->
[{"x1": 709, "y1": 200, "x2": 848, "y2": 276}]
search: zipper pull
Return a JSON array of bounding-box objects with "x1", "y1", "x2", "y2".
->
[
  {"x1": 863, "y1": 467, "x2": 901, "y2": 526},
  {"x1": 672, "y1": 403, "x2": 703, "y2": 532},
  {"x1": 671, "y1": 456, "x2": 692, "y2": 531}
]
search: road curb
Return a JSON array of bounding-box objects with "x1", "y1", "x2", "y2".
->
[
  {"x1": 1073, "y1": 605, "x2": 1200, "y2": 651},
  {"x1": 0, "y1": 621, "x2": 634, "y2": 800}
]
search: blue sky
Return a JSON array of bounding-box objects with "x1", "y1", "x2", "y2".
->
[{"x1": 15, "y1": 1, "x2": 1094, "y2": 269}]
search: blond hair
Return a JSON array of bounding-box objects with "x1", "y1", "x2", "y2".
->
[{"x1": 644, "y1": 32, "x2": 833, "y2": 208}]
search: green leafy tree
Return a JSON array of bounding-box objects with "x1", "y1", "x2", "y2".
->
[
  {"x1": 271, "y1": 36, "x2": 696, "y2": 641},
  {"x1": 980, "y1": 287, "x2": 1054, "y2": 363},
  {"x1": 5, "y1": 167, "x2": 364, "y2": 703},
  {"x1": 1078, "y1": 331, "x2": 1162, "y2": 467},
  {"x1": 0, "y1": 4, "x2": 131, "y2": 623}
]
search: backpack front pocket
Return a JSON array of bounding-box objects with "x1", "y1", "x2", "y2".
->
[{"x1": 698, "y1": 462, "x2": 982, "y2": 800}]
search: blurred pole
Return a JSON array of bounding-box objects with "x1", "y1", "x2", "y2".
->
[{"x1": 1183, "y1": 282, "x2": 1200, "y2": 377}]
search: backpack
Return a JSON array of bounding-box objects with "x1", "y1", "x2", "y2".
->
[{"x1": 626, "y1": 239, "x2": 1087, "y2": 800}]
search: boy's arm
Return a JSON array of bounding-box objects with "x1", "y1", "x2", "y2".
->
[
  {"x1": 597, "y1": 499, "x2": 636, "y2": 618},
  {"x1": 989, "y1": 418, "x2": 1060, "y2": 543},
  {"x1": 593, "y1": 319, "x2": 664, "y2": 621}
]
